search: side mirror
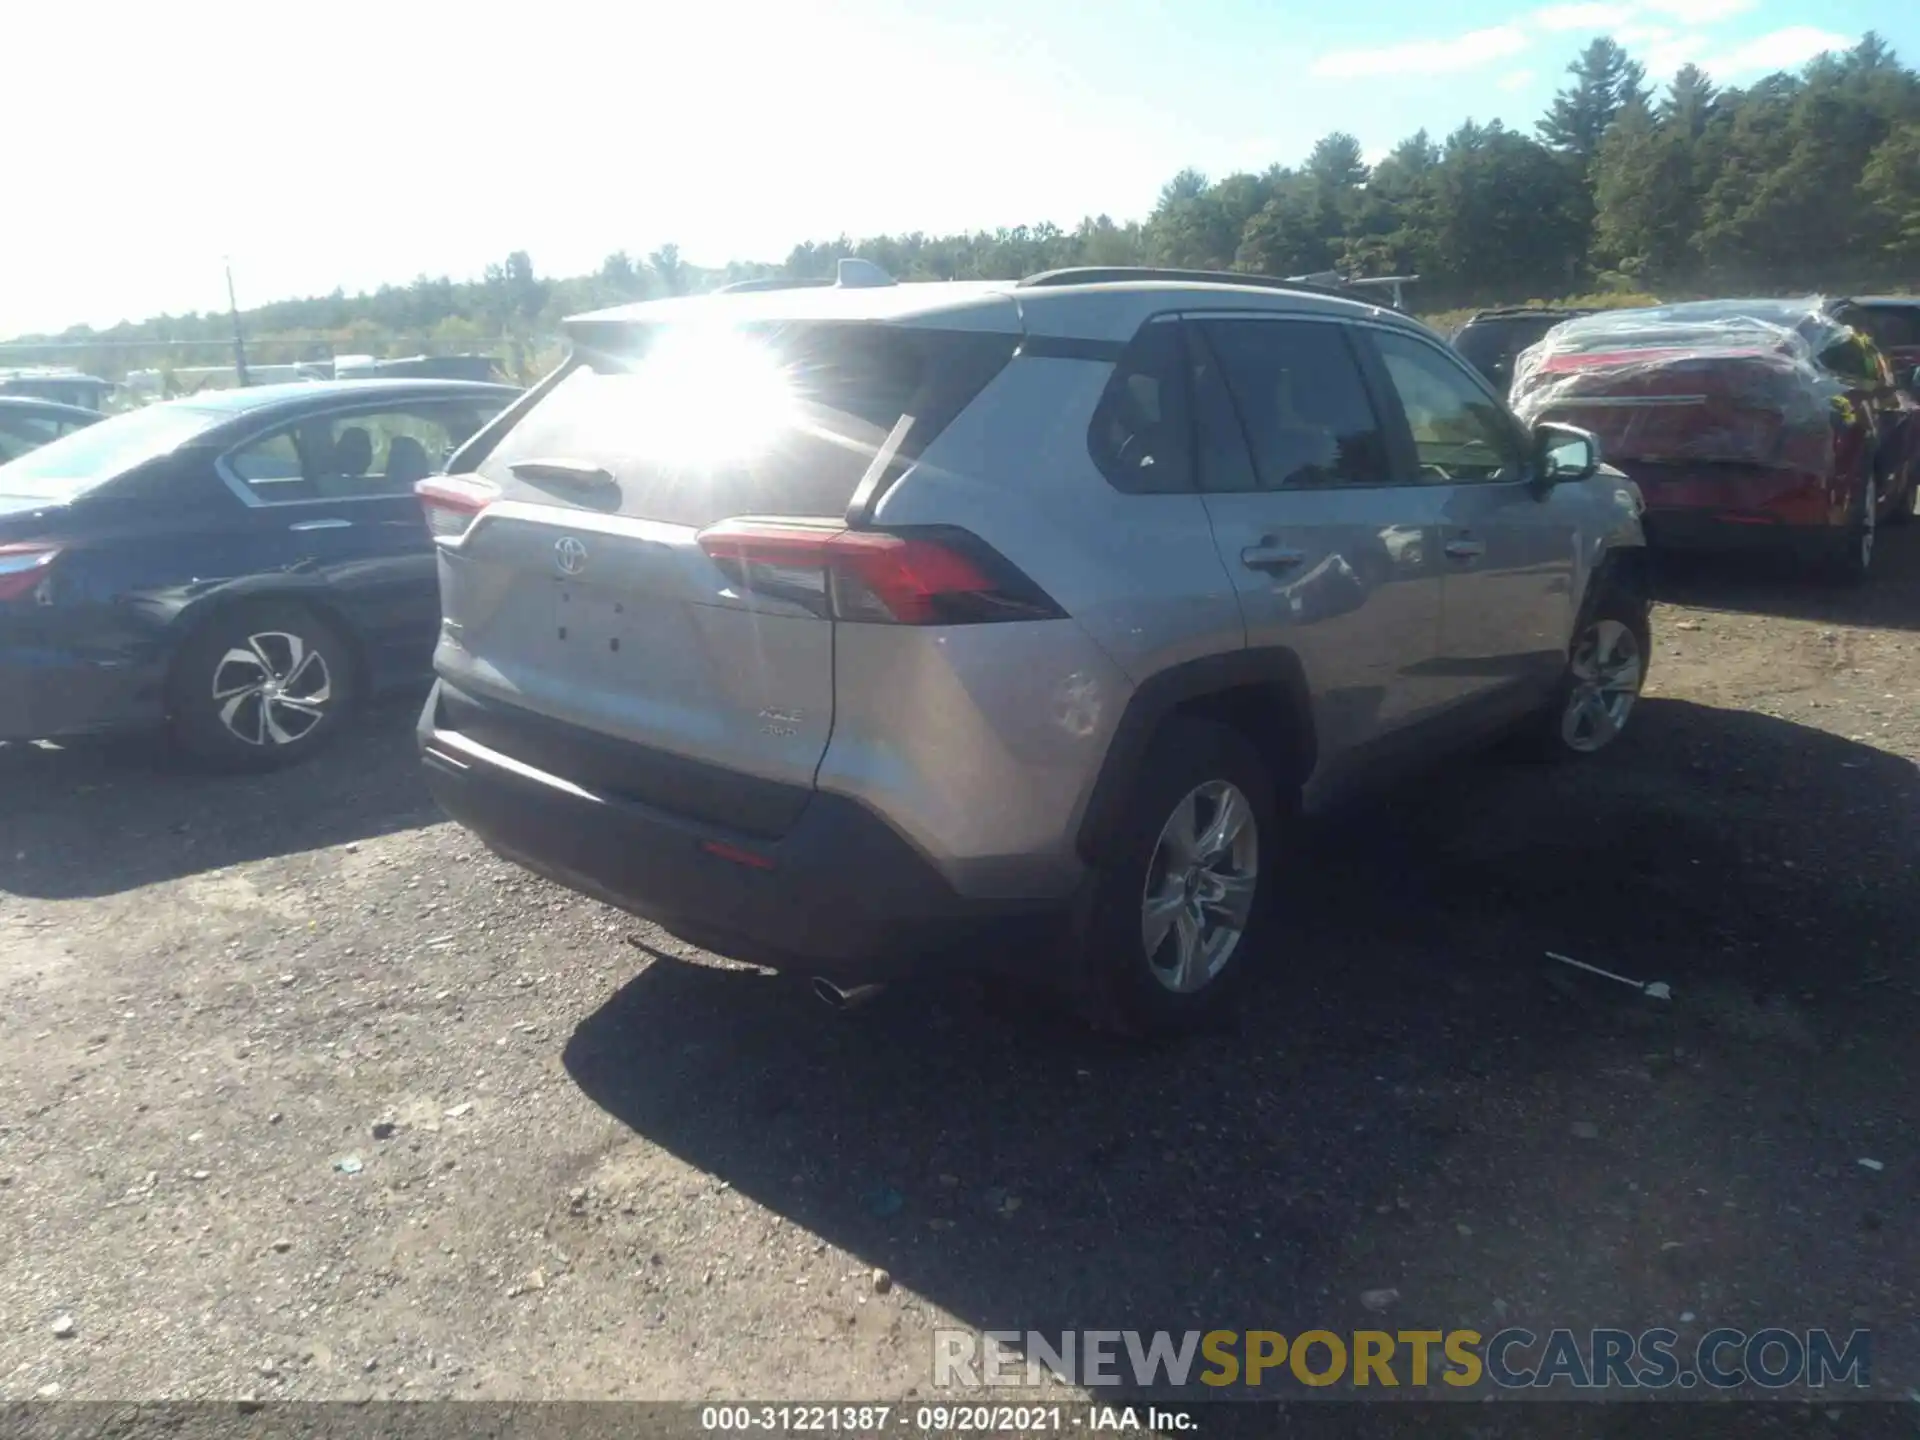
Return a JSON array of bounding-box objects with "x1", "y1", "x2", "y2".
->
[{"x1": 1534, "y1": 421, "x2": 1599, "y2": 487}]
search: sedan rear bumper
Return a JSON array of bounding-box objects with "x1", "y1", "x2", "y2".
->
[
  {"x1": 1618, "y1": 462, "x2": 1854, "y2": 557},
  {"x1": 416, "y1": 682, "x2": 1060, "y2": 981},
  {"x1": 1640, "y1": 510, "x2": 1845, "y2": 559},
  {"x1": 0, "y1": 644, "x2": 164, "y2": 742}
]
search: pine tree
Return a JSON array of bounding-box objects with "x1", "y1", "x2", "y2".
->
[
  {"x1": 1593, "y1": 102, "x2": 1702, "y2": 284},
  {"x1": 1659, "y1": 65, "x2": 1719, "y2": 139},
  {"x1": 1539, "y1": 38, "x2": 1651, "y2": 162}
]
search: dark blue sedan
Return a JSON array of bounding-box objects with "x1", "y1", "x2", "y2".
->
[{"x1": 0, "y1": 379, "x2": 518, "y2": 768}]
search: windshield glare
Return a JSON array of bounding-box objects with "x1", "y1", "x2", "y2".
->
[{"x1": 0, "y1": 402, "x2": 225, "y2": 500}]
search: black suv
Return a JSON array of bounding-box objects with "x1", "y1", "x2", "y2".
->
[{"x1": 1452, "y1": 308, "x2": 1594, "y2": 392}]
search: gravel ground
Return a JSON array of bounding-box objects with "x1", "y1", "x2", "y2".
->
[{"x1": 2, "y1": 532, "x2": 1917, "y2": 1405}]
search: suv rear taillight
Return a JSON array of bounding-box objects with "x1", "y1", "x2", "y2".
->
[
  {"x1": 0, "y1": 543, "x2": 60, "y2": 603},
  {"x1": 697, "y1": 520, "x2": 1063, "y2": 625},
  {"x1": 415, "y1": 476, "x2": 499, "y2": 539}
]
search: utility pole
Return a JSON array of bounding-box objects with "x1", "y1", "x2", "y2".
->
[{"x1": 225, "y1": 259, "x2": 250, "y2": 387}]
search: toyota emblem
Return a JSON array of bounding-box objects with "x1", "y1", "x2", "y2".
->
[{"x1": 554, "y1": 536, "x2": 589, "y2": 577}]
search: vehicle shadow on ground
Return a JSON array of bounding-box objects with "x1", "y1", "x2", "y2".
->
[
  {"x1": 0, "y1": 693, "x2": 439, "y2": 901},
  {"x1": 565, "y1": 698, "x2": 1920, "y2": 1389},
  {"x1": 1655, "y1": 520, "x2": 1920, "y2": 630}
]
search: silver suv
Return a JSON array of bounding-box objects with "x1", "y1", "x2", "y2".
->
[{"x1": 416, "y1": 266, "x2": 1651, "y2": 1031}]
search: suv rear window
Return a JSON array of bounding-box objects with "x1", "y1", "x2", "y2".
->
[{"x1": 481, "y1": 324, "x2": 1014, "y2": 527}]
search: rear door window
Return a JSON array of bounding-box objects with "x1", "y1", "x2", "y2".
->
[
  {"x1": 481, "y1": 325, "x2": 1015, "y2": 526},
  {"x1": 1088, "y1": 320, "x2": 1193, "y2": 494},
  {"x1": 1194, "y1": 318, "x2": 1391, "y2": 489},
  {"x1": 227, "y1": 404, "x2": 483, "y2": 503}
]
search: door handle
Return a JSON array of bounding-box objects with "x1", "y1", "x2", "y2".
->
[
  {"x1": 1443, "y1": 538, "x2": 1485, "y2": 561},
  {"x1": 289, "y1": 518, "x2": 353, "y2": 532},
  {"x1": 1241, "y1": 542, "x2": 1306, "y2": 572}
]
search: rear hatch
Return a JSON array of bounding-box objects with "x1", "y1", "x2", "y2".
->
[{"x1": 424, "y1": 300, "x2": 1023, "y2": 833}]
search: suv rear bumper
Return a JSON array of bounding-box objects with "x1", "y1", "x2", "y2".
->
[{"x1": 417, "y1": 682, "x2": 1057, "y2": 980}]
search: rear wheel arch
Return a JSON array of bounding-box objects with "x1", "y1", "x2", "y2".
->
[
  {"x1": 164, "y1": 592, "x2": 366, "y2": 768},
  {"x1": 167, "y1": 586, "x2": 371, "y2": 703},
  {"x1": 1075, "y1": 648, "x2": 1315, "y2": 866}
]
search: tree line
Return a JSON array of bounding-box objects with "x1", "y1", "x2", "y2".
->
[{"x1": 9, "y1": 30, "x2": 1915, "y2": 381}]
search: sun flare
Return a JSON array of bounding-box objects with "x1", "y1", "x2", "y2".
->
[{"x1": 619, "y1": 329, "x2": 798, "y2": 468}]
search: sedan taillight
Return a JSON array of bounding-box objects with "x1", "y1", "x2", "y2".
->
[{"x1": 0, "y1": 543, "x2": 60, "y2": 603}]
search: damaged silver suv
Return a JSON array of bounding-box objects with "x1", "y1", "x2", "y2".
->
[{"x1": 416, "y1": 264, "x2": 1651, "y2": 1031}]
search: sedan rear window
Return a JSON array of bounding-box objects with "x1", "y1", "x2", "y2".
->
[
  {"x1": 0, "y1": 402, "x2": 224, "y2": 500},
  {"x1": 481, "y1": 324, "x2": 1014, "y2": 527}
]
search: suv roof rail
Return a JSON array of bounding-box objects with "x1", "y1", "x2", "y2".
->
[
  {"x1": 1017, "y1": 266, "x2": 1362, "y2": 302},
  {"x1": 713, "y1": 258, "x2": 898, "y2": 295},
  {"x1": 714, "y1": 276, "x2": 835, "y2": 294}
]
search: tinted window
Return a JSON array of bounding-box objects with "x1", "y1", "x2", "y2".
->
[
  {"x1": 229, "y1": 432, "x2": 304, "y2": 490},
  {"x1": 1197, "y1": 319, "x2": 1389, "y2": 489},
  {"x1": 0, "y1": 411, "x2": 62, "y2": 464},
  {"x1": 0, "y1": 402, "x2": 226, "y2": 500},
  {"x1": 1187, "y1": 328, "x2": 1259, "y2": 494},
  {"x1": 1372, "y1": 330, "x2": 1527, "y2": 484},
  {"x1": 229, "y1": 403, "x2": 492, "y2": 503},
  {"x1": 1454, "y1": 317, "x2": 1564, "y2": 387},
  {"x1": 485, "y1": 325, "x2": 1014, "y2": 526},
  {"x1": 1089, "y1": 320, "x2": 1192, "y2": 494},
  {"x1": 1851, "y1": 306, "x2": 1920, "y2": 351}
]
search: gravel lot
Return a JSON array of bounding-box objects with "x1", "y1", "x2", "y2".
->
[{"x1": 3, "y1": 533, "x2": 1918, "y2": 1405}]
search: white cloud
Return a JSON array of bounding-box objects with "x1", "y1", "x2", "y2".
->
[
  {"x1": 1702, "y1": 24, "x2": 1853, "y2": 77},
  {"x1": 1617, "y1": 22, "x2": 1674, "y2": 43},
  {"x1": 1312, "y1": 24, "x2": 1530, "y2": 77},
  {"x1": 1532, "y1": 3, "x2": 1635, "y2": 31},
  {"x1": 1497, "y1": 68, "x2": 1539, "y2": 90},
  {"x1": 1646, "y1": 32, "x2": 1715, "y2": 75},
  {"x1": 1639, "y1": 0, "x2": 1755, "y2": 22}
]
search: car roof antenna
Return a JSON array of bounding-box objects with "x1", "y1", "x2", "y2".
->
[{"x1": 835, "y1": 258, "x2": 897, "y2": 289}]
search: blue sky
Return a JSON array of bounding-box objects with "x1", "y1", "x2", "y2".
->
[{"x1": 3, "y1": 0, "x2": 1904, "y2": 337}]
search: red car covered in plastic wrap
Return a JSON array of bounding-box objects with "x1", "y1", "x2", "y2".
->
[{"x1": 1512, "y1": 298, "x2": 1918, "y2": 581}]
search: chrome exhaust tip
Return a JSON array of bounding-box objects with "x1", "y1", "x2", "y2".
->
[{"x1": 811, "y1": 977, "x2": 886, "y2": 1011}]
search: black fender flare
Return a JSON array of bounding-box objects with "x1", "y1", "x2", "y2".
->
[
  {"x1": 159, "y1": 577, "x2": 369, "y2": 696},
  {"x1": 1074, "y1": 647, "x2": 1316, "y2": 866},
  {"x1": 1580, "y1": 544, "x2": 1652, "y2": 628}
]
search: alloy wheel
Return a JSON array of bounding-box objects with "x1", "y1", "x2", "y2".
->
[
  {"x1": 210, "y1": 631, "x2": 333, "y2": 747},
  {"x1": 1140, "y1": 780, "x2": 1259, "y2": 994},
  {"x1": 1561, "y1": 618, "x2": 1642, "y2": 753}
]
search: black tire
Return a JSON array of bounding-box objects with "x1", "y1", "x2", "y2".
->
[
  {"x1": 1884, "y1": 469, "x2": 1915, "y2": 528},
  {"x1": 1522, "y1": 586, "x2": 1651, "y2": 761},
  {"x1": 1069, "y1": 717, "x2": 1281, "y2": 1036},
  {"x1": 167, "y1": 601, "x2": 360, "y2": 771},
  {"x1": 1824, "y1": 472, "x2": 1877, "y2": 585}
]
